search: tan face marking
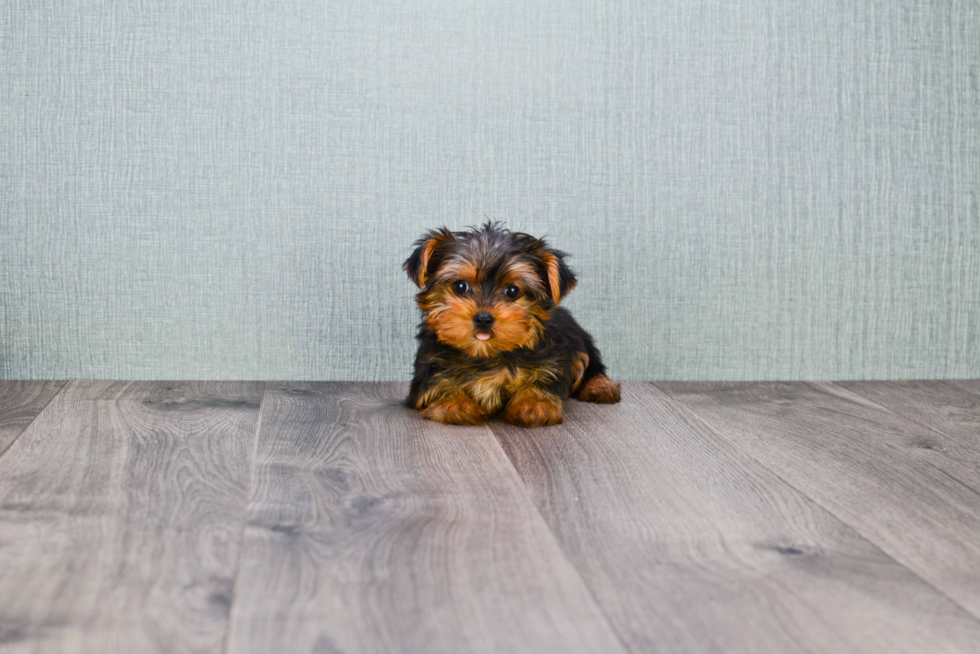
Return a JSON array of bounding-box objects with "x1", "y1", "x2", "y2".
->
[{"x1": 419, "y1": 256, "x2": 551, "y2": 358}]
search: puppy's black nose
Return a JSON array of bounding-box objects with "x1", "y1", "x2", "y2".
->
[{"x1": 473, "y1": 312, "x2": 494, "y2": 329}]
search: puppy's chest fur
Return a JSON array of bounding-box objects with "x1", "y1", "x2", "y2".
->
[
  {"x1": 426, "y1": 353, "x2": 562, "y2": 413},
  {"x1": 465, "y1": 364, "x2": 550, "y2": 412}
]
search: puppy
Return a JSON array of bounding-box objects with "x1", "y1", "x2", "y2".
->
[{"x1": 404, "y1": 222, "x2": 620, "y2": 427}]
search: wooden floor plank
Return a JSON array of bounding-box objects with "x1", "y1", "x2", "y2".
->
[
  {"x1": 225, "y1": 382, "x2": 626, "y2": 654},
  {"x1": 491, "y1": 382, "x2": 980, "y2": 654},
  {"x1": 949, "y1": 379, "x2": 980, "y2": 397},
  {"x1": 0, "y1": 381, "x2": 264, "y2": 654},
  {"x1": 658, "y1": 380, "x2": 980, "y2": 623},
  {"x1": 0, "y1": 381, "x2": 66, "y2": 457},
  {"x1": 837, "y1": 380, "x2": 980, "y2": 448}
]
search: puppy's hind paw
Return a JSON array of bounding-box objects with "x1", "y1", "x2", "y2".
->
[{"x1": 575, "y1": 374, "x2": 621, "y2": 404}]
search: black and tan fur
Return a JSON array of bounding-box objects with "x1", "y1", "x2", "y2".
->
[{"x1": 404, "y1": 222, "x2": 620, "y2": 427}]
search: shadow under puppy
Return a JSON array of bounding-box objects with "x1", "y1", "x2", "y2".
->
[{"x1": 405, "y1": 222, "x2": 620, "y2": 427}]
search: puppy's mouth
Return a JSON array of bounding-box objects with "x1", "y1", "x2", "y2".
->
[{"x1": 475, "y1": 331, "x2": 492, "y2": 341}]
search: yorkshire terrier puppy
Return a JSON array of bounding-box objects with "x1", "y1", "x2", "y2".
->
[{"x1": 404, "y1": 222, "x2": 620, "y2": 427}]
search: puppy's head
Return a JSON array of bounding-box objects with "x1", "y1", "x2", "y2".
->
[{"x1": 404, "y1": 222, "x2": 576, "y2": 358}]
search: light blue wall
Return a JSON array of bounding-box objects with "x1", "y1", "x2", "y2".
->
[{"x1": 2, "y1": 0, "x2": 978, "y2": 381}]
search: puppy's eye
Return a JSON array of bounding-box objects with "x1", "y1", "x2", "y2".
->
[
  {"x1": 452, "y1": 280, "x2": 471, "y2": 295},
  {"x1": 503, "y1": 284, "x2": 521, "y2": 300}
]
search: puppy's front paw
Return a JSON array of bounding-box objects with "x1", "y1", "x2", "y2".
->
[
  {"x1": 420, "y1": 394, "x2": 488, "y2": 425},
  {"x1": 503, "y1": 390, "x2": 564, "y2": 428},
  {"x1": 576, "y1": 374, "x2": 621, "y2": 403}
]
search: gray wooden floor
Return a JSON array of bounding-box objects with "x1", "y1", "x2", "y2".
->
[{"x1": 2, "y1": 381, "x2": 980, "y2": 653}]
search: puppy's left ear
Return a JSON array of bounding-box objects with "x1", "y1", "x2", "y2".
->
[
  {"x1": 530, "y1": 240, "x2": 577, "y2": 305},
  {"x1": 404, "y1": 227, "x2": 455, "y2": 288}
]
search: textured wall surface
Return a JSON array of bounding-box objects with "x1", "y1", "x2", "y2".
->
[{"x1": 2, "y1": 0, "x2": 979, "y2": 381}]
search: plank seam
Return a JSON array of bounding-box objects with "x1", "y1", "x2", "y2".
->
[
  {"x1": 649, "y1": 381, "x2": 980, "y2": 628},
  {"x1": 818, "y1": 381, "x2": 980, "y2": 498},
  {"x1": 220, "y1": 381, "x2": 268, "y2": 654},
  {"x1": 947, "y1": 380, "x2": 980, "y2": 402},
  {"x1": 484, "y1": 422, "x2": 636, "y2": 654},
  {"x1": 0, "y1": 380, "x2": 69, "y2": 461},
  {"x1": 827, "y1": 381, "x2": 980, "y2": 451}
]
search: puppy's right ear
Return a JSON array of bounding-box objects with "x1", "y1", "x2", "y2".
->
[{"x1": 403, "y1": 228, "x2": 455, "y2": 288}]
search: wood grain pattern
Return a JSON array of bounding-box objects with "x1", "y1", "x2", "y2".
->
[
  {"x1": 225, "y1": 382, "x2": 625, "y2": 654},
  {"x1": 837, "y1": 380, "x2": 980, "y2": 448},
  {"x1": 0, "y1": 381, "x2": 264, "y2": 653},
  {"x1": 491, "y1": 383, "x2": 980, "y2": 653},
  {"x1": 950, "y1": 380, "x2": 980, "y2": 397},
  {"x1": 0, "y1": 381, "x2": 66, "y2": 456},
  {"x1": 658, "y1": 380, "x2": 980, "y2": 622}
]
